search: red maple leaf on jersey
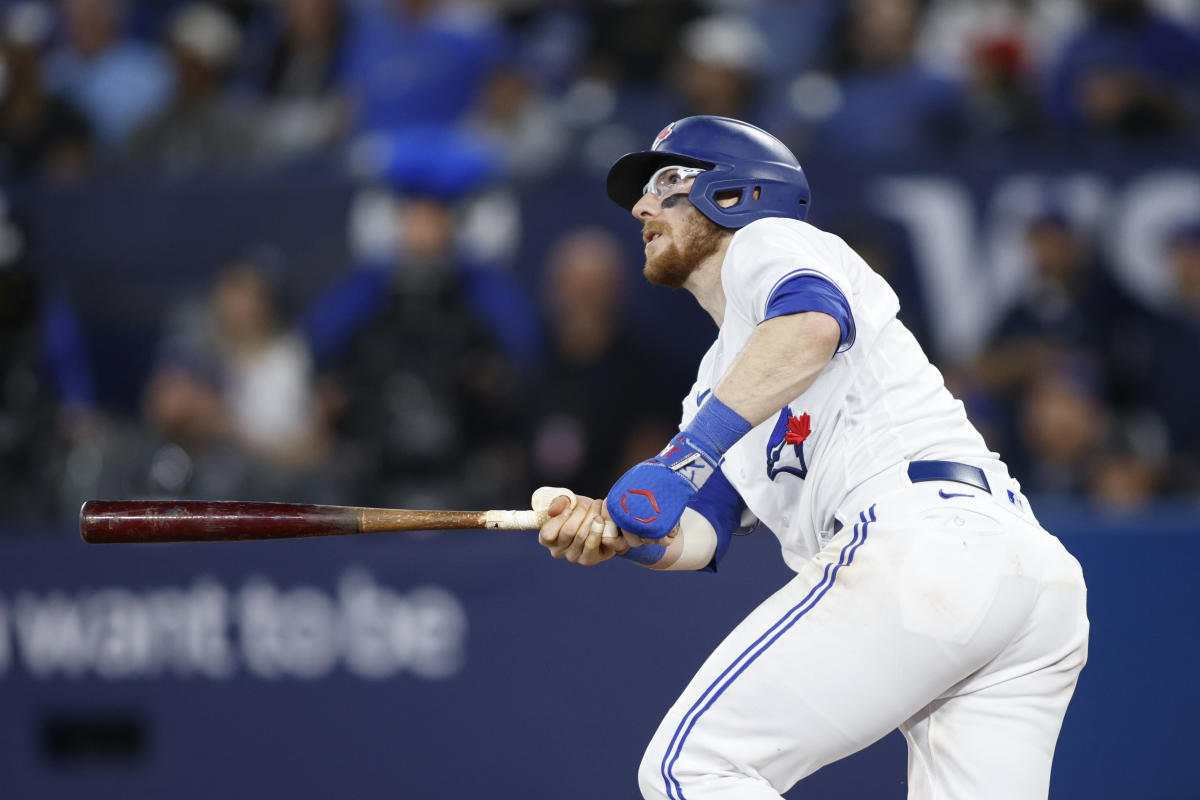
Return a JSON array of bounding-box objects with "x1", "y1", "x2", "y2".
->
[{"x1": 784, "y1": 412, "x2": 812, "y2": 445}]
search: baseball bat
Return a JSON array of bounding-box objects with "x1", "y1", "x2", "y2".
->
[{"x1": 79, "y1": 488, "x2": 616, "y2": 544}]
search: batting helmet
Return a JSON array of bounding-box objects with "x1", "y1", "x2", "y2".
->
[{"x1": 606, "y1": 116, "x2": 811, "y2": 228}]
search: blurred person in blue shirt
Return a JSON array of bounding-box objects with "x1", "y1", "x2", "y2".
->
[
  {"x1": 801, "y1": 0, "x2": 967, "y2": 156},
  {"x1": 340, "y1": 0, "x2": 504, "y2": 136},
  {"x1": 45, "y1": 0, "x2": 172, "y2": 151},
  {"x1": 1047, "y1": 0, "x2": 1200, "y2": 139}
]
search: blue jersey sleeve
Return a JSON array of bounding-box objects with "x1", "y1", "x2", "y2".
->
[{"x1": 763, "y1": 273, "x2": 855, "y2": 351}]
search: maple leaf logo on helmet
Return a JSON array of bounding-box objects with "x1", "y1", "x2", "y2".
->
[{"x1": 651, "y1": 122, "x2": 676, "y2": 151}]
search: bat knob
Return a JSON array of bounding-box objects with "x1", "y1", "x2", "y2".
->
[{"x1": 530, "y1": 486, "x2": 577, "y2": 515}]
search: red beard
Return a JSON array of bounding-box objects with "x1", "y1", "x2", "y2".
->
[{"x1": 643, "y1": 204, "x2": 730, "y2": 289}]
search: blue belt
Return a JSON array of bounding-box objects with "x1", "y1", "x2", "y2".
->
[
  {"x1": 831, "y1": 460, "x2": 991, "y2": 534},
  {"x1": 907, "y1": 460, "x2": 991, "y2": 493}
]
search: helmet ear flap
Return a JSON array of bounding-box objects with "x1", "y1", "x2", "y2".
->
[{"x1": 690, "y1": 172, "x2": 810, "y2": 228}]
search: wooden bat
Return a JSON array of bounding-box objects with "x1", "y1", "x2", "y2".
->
[{"x1": 79, "y1": 487, "x2": 617, "y2": 544}]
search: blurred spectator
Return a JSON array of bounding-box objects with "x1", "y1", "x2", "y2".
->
[
  {"x1": 466, "y1": 61, "x2": 569, "y2": 180},
  {"x1": 973, "y1": 208, "x2": 1144, "y2": 410},
  {"x1": 962, "y1": 33, "x2": 1044, "y2": 140},
  {"x1": 125, "y1": 3, "x2": 254, "y2": 173},
  {"x1": 751, "y1": 0, "x2": 842, "y2": 80},
  {"x1": 666, "y1": 13, "x2": 768, "y2": 121},
  {"x1": 254, "y1": 0, "x2": 351, "y2": 163},
  {"x1": 210, "y1": 255, "x2": 328, "y2": 469},
  {"x1": 135, "y1": 342, "x2": 243, "y2": 496},
  {"x1": 340, "y1": 0, "x2": 505, "y2": 135},
  {"x1": 75, "y1": 248, "x2": 337, "y2": 507},
  {"x1": 72, "y1": 338, "x2": 272, "y2": 505},
  {"x1": 1014, "y1": 357, "x2": 1167, "y2": 503},
  {"x1": 1047, "y1": 0, "x2": 1200, "y2": 139},
  {"x1": 562, "y1": 0, "x2": 703, "y2": 154},
  {"x1": 579, "y1": 1, "x2": 703, "y2": 92},
  {"x1": 1014, "y1": 359, "x2": 1106, "y2": 495},
  {"x1": 529, "y1": 227, "x2": 677, "y2": 496},
  {"x1": 918, "y1": 0, "x2": 1084, "y2": 81},
  {"x1": 0, "y1": 195, "x2": 92, "y2": 519},
  {"x1": 45, "y1": 0, "x2": 172, "y2": 151},
  {"x1": 1087, "y1": 412, "x2": 1168, "y2": 509},
  {"x1": 303, "y1": 143, "x2": 534, "y2": 509},
  {"x1": 801, "y1": 0, "x2": 967, "y2": 156},
  {"x1": 1126, "y1": 221, "x2": 1200, "y2": 490},
  {"x1": 0, "y1": 2, "x2": 92, "y2": 181}
]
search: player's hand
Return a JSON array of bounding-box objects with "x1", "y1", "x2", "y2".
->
[
  {"x1": 606, "y1": 432, "x2": 718, "y2": 539},
  {"x1": 538, "y1": 494, "x2": 629, "y2": 566}
]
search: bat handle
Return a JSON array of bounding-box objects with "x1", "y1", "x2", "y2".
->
[
  {"x1": 495, "y1": 487, "x2": 619, "y2": 539},
  {"x1": 483, "y1": 509, "x2": 547, "y2": 529}
]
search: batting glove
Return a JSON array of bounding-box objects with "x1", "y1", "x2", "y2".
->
[{"x1": 607, "y1": 396, "x2": 751, "y2": 540}]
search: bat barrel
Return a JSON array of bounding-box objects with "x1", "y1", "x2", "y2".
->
[{"x1": 80, "y1": 500, "x2": 362, "y2": 544}]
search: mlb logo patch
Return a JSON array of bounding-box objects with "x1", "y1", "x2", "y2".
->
[
  {"x1": 766, "y1": 407, "x2": 811, "y2": 480},
  {"x1": 651, "y1": 122, "x2": 676, "y2": 151}
]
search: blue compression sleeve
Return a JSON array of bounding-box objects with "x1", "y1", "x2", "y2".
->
[
  {"x1": 618, "y1": 543, "x2": 667, "y2": 566},
  {"x1": 617, "y1": 467, "x2": 742, "y2": 571},
  {"x1": 764, "y1": 273, "x2": 855, "y2": 350},
  {"x1": 689, "y1": 467, "x2": 745, "y2": 572}
]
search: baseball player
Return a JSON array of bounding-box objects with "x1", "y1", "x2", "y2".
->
[{"x1": 537, "y1": 116, "x2": 1089, "y2": 799}]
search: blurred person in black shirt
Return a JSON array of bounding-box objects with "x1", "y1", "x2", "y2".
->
[
  {"x1": 305, "y1": 156, "x2": 533, "y2": 511},
  {"x1": 1127, "y1": 220, "x2": 1200, "y2": 491},
  {"x1": 0, "y1": 2, "x2": 92, "y2": 181},
  {"x1": 529, "y1": 226, "x2": 677, "y2": 498},
  {"x1": 254, "y1": 0, "x2": 351, "y2": 163},
  {"x1": 125, "y1": 3, "x2": 255, "y2": 173},
  {"x1": 974, "y1": 208, "x2": 1144, "y2": 415}
]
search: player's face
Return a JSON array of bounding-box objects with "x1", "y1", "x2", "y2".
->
[{"x1": 633, "y1": 170, "x2": 725, "y2": 289}]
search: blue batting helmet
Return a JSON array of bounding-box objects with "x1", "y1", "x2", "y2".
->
[{"x1": 606, "y1": 116, "x2": 810, "y2": 227}]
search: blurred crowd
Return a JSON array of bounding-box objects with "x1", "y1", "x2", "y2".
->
[{"x1": 1, "y1": 0, "x2": 1199, "y2": 526}]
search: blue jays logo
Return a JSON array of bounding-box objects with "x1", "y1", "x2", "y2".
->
[
  {"x1": 766, "y1": 407, "x2": 811, "y2": 480},
  {"x1": 651, "y1": 122, "x2": 676, "y2": 151}
]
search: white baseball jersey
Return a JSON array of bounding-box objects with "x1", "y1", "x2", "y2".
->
[
  {"x1": 644, "y1": 216, "x2": 1088, "y2": 800},
  {"x1": 678, "y1": 217, "x2": 998, "y2": 571}
]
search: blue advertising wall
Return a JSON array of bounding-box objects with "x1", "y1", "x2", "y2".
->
[{"x1": 1, "y1": 512, "x2": 1198, "y2": 799}]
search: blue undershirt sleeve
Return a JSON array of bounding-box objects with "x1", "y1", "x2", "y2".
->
[
  {"x1": 763, "y1": 273, "x2": 855, "y2": 351},
  {"x1": 688, "y1": 466, "x2": 745, "y2": 572}
]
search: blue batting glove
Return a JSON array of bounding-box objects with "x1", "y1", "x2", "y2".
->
[
  {"x1": 607, "y1": 432, "x2": 721, "y2": 539},
  {"x1": 607, "y1": 396, "x2": 753, "y2": 540}
]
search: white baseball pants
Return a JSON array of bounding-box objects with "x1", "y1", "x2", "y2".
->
[{"x1": 639, "y1": 471, "x2": 1089, "y2": 800}]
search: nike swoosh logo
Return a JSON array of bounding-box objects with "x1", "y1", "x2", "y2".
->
[{"x1": 938, "y1": 489, "x2": 975, "y2": 499}]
